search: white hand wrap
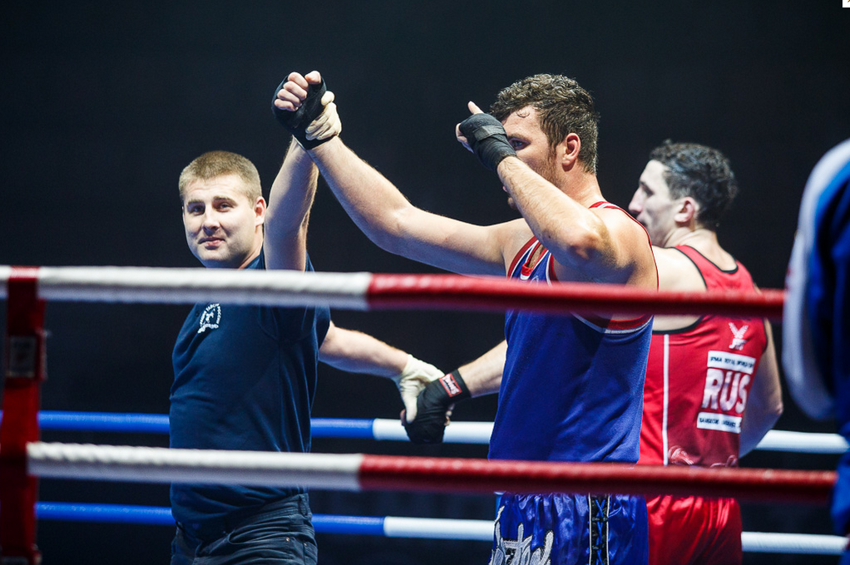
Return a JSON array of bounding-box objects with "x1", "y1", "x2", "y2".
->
[
  {"x1": 305, "y1": 91, "x2": 342, "y2": 142},
  {"x1": 392, "y1": 354, "x2": 443, "y2": 422}
]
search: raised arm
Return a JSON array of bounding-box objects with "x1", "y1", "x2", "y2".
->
[
  {"x1": 498, "y1": 158, "x2": 649, "y2": 284},
  {"x1": 265, "y1": 71, "x2": 343, "y2": 271},
  {"x1": 263, "y1": 139, "x2": 317, "y2": 271},
  {"x1": 458, "y1": 104, "x2": 655, "y2": 286},
  {"x1": 318, "y1": 321, "x2": 443, "y2": 420},
  {"x1": 272, "y1": 72, "x2": 517, "y2": 277},
  {"x1": 740, "y1": 322, "x2": 784, "y2": 456}
]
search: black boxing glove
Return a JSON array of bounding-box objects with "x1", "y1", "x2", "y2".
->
[
  {"x1": 271, "y1": 77, "x2": 330, "y2": 149},
  {"x1": 458, "y1": 113, "x2": 516, "y2": 172},
  {"x1": 403, "y1": 370, "x2": 471, "y2": 444}
]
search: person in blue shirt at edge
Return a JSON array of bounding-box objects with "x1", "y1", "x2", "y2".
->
[
  {"x1": 783, "y1": 138, "x2": 850, "y2": 564},
  {"x1": 274, "y1": 70, "x2": 658, "y2": 565},
  {"x1": 170, "y1": 74, "x2": 444, "y2": 565}
]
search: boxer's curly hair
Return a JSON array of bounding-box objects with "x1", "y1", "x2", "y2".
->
[
  {"x1": 649, "y1": 141, "x2": 738, "y2": 229},
  {"x1": 179, "y1": 151, "x2": 262, "y2": 203},
  {"x1": 490, "y1": 74, "x2": 599, "y2": 174}
]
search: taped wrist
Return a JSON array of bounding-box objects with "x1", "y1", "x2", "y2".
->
[
  {"x1": 459, "y1": 114, "x2": 516, "y2": 171},
  {"x1": 404, "y1": 370, "x2": 471, "y2": 445},
  {"x1": 271, "y1": 77, "x2": 330, "y2": 149},
  {"x1": 433, "y1": 370, "x2": 472, "y2": 405}
]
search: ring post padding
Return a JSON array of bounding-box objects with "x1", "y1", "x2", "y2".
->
[{"x1": 0, "y1": 267, "x2": 45, "y2": 564}]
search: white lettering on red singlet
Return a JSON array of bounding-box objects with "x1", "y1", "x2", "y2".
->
[{"x1": 699, "y1": 350, "x2": 756, "y2": 432}]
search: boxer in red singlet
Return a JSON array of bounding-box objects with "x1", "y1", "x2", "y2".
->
[{"x1": 629, "y1": 141, "x2": 784, "y2": 565}]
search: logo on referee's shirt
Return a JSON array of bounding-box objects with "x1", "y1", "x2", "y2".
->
[{"x1": 198, "y1": 303, "x2": 221, "y2": 334}]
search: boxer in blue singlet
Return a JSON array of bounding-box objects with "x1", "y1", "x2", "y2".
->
[
  {"x1": 488, "y1": 216, "x2": 652, "y2": 564},
  {"x1": 784, "y1": 139, "x2": 850, "y2": 564},
  {"x1": 278, "y1": 71, "x2": 658, "y2": 563}
]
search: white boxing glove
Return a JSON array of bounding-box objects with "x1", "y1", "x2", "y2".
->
[{"x1": 391, "y1": 354, "x2": 443, "y2": 422}]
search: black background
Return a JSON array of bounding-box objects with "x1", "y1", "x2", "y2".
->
[{"x1": 2, "y1": 1, "x2": 849, "y2": 563}]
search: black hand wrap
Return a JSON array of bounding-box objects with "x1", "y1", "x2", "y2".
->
[
  {"x1": 404, "y1": 370, "x2": 471, "y2": 444},
  {"x1": 458, "y1": 113, "x2": 516, "y2": 172},
  {"x1": 271, "y1": 77, "x2": 330, "y2": 149}
]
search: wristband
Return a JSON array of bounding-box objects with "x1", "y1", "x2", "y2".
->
[
  {"x1": 403, "y1": 369, "x2": 470, "y2": 444},
  {"x1": 436, "y1": 370, "x2": 471, "y2": 404}
]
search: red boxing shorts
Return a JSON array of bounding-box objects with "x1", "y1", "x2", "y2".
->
[{"x1": 646, "y1": 494, "x2": 742, "y2": 565}]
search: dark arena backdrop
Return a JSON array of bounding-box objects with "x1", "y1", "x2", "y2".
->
[{"x1": 2, "y1": 2, "x2": 849, "y2": 564}]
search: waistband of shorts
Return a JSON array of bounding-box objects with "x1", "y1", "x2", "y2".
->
[{"x1": 181, "y1": 493, "x2": 311, "y2": 540}]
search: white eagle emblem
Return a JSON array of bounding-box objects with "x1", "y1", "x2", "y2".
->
[{"x1": 728, "y1": 322, "x2": 749, "y2": 350}]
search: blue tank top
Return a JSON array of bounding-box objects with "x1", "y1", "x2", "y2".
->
[
  {"x1": 169, "y1": 252, "x2": 331, "y2": 530},
  {"x1": 490, "y1": 236, "x2": 652, "y2": 463}
]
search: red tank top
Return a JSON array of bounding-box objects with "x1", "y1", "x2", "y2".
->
[{"x1": 638, "y1": 245, "x2": 767, "y2": 467}]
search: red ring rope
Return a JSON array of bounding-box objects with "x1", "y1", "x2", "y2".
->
[
  {"x1": 359, "y1": 455, "x2": 834, "y2": 504},
  {"x1": 367, "y1": 275, "x2": 785, "y2": 320}
]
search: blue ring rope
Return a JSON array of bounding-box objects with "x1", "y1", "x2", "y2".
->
[
  {"x1": 35, "y1": 502, "x2": 385, "y2": 535},
  {"x1": 0, "y1": 411, "x2": 374, "y2": 438}
]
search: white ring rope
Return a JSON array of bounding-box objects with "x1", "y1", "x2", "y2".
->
[
  {"x1": 383, "y1": 516, "x2": 494, "y2": 540},
  {"x1": 27, "y1": 442, "x2": 363, "y2": 490},
  {"x1": 2, "y1": 266, "x2": 373, "y2": 309},
  {"x1": 371, "y1": 419, "x2": 847, "y2": 454},
  {"x1": 381, "y1": 518, "x2": 846, "y2": 555},
  {"x1": 741, "y1": 532, "x2": 847, "y2": 555},
  {"x1": 752, "y1": 430, "x2": 849, "y2": 454}
]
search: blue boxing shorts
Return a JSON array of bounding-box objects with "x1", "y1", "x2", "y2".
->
[{"x1": 489, "y1": 493, "x2": 648, "y2": 565}]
